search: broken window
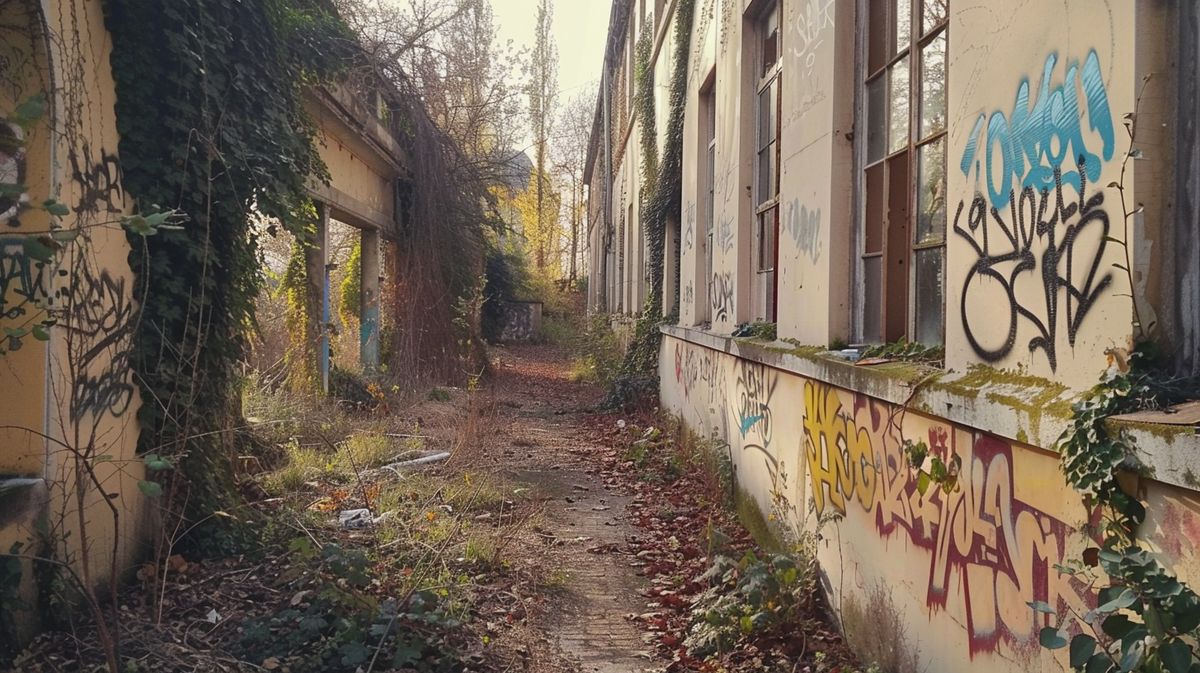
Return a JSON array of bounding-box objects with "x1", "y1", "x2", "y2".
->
[
  {"x1": 860, "y1": 0, "x2": 947, "y2": 345},
  {"x1": 753, "y1": 0, "x2": 781, "y2": 324}
]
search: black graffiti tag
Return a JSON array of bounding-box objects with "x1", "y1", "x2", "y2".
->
[
  {"x1": 69, "y1": 143, "x2": 123, "y2": 214},
  {"x1": 711, "y1": 271, "x2": 733, "y2": 322},
  {"x1": 67, "y1": 262, "x2": 135, "y2": 421},
  {"x1": 954, "y1": 159, "x2": 1112, "y2": 371}
]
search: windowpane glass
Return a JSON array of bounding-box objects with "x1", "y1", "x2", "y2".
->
[
  {"x1": 756, "y1": 82, "x2": 776, "y2": 204},
  {"x1": 914, "y1": 247, "x2": 944, "y2": 345},
  {"x1": 865, "y1": 163, "x2": 885, "y2": 254},
  {"x1": 758, "y1": 147, "x2": 772, "y2": 204},
  {"x1": 916, "y1": 137, "x2": 946, "y2": 244},
  {"x1": 920, "y1": 30, "x2": 947, "y2": 139},
  {"x1": 868, "y1": 0, "x2": 887, "y2": 73},
  {"x1": 863, "y1": 257, "x2": 883, "y2": 343},
  {"x1": 866, "y1": 76, "x2": 886, "y2": 163},
  {"x1": 892, "y1": 59, "x2": 907, "y2": 154},
  {"x1": 894, "y1": 0, "x2": 911, "y2": 54},
  {"x1": 888, "y1": 61, "x2": 910, "y2": 154},
  {"x1": 922, "y1": 0, "x2": 948, "y2": 34}
]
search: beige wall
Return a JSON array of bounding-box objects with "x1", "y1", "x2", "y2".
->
[
  {"x1": 652, "y1": 1, "x2": 1200, "y2": 671},
  {"x1": 667, "y1": 0, "x2": 1173, "y2": 390},
  {"x1": 660, "y1": 332, "x2": 1200, "y2": 673},
  {"x1": 944, "y1": 0, "x2": 1161, "y2": 390},
  {"x1": 0, "y1": 0, "x2": 148, "y2": 632}
]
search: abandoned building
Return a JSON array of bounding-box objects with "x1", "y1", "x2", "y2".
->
[
  {"x1": 0, "y1": 0, "x2": 410, "y2": 639},
  {"x1": 585, "y1": 1, "x2": 1200, "y2": 672}
]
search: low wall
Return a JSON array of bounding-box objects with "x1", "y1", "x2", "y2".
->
[
  {"x1": 500, "y1": 301, "x2": 543, "y2": 342},
  {"x1": 659, "y1": 326, "x2": 1200, "y2": 673}
]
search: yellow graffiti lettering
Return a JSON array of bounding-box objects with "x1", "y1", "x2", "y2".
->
[{"x1": 802, "y1": 381, "x2": 876, "y2": 516}]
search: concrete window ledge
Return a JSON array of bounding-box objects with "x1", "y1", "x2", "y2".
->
[{"x1": 660, "y1": 324, "x2": 1200, "y2": 492}]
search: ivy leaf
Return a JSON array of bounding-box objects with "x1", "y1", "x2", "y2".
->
[
  {"x1": 1102, "y1": 614, "x2": 1137, "y2": 639},
  {"x1": 22, "y1": 236, "x2": 58, "y2": 262},
  {"x1": 1118, "y1": 640, "x2": 1145, "y2": 672},
  {"x1": 1160, "y1": 640, "x2": 1194, "y2": 673},
  {"x1": 1039, "y1": 626, "x2": 1069, "y2": 650},
  {"x1": 1028, "y1": 600, "x2": 1057, "y2": 615},
  {"x1": 1096, "y1": 588, "x2": 1137, "y2": 614},
  {"x1": 916, "y1": 471, "x2": 931, "y2": 496},
  {"x1": 1174, "y1": 604, "x2": 1200, "y2": 632},
  {"x1": 31, "y1": 324, "x2": 49, "y2": 341},
  {"x1": 41, "y1": 199, "x2": 70, "y2": 217},
  {"x1": 137, "y1": 480, "x2": 163, "y2": 497},
  {"x1": 1085, "y1": 653, "x2": 1113, "y2": 673},
  {"x1": 143, "y1": 454, "x2": 173, "y2": 471},
  {"x1": 11, "y1": 93, "x2": 47, "y2": 129},
  {"x1": 0, "y1": 182, "x2": 26, "y2": 196},
  {"x1": 1144, "y1": 606, "x2": 1167, "y2": 639},
  {"x1": 122, "y1": 214, "x2": 158, "y2": 237},
  {"x1": 1070, "y1": 634, "x2": 1097, "y2": 669}
]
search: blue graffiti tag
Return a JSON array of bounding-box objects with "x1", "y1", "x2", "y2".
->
[{"x1": 960, "y1": 50, "x2": 1115, "y2": 210}]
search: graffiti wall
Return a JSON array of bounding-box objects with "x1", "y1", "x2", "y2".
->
[
  {"x1": 499, "y1": 300, "x2": 543, "y2": 342},
  {"x1": 945, "y1": 1, "x2": 1143, "y2": 390},
  {"x1": 660, "y1": 334, "x2": 1117, "y2": 673},
  {"x1": 0, "y1": 0, "x2": 147, "y2": 633}
]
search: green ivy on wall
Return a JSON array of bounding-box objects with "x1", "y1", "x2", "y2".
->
[
  {"x1": 102, "y1": 0, "x2": 353, "y2": 548},
  {"x1": 605, "y1": 0, "x2": 695, "y2": 408}
]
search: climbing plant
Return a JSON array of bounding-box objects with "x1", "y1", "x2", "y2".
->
[
  {"x1": 102, "y1": 0, "x2": 354, "y2": 548},
  {"x1": 1033, "y1": 80, "x2": 1200, "y2": 672},
  {"x1": 605, "y1": 0, "x2": 695, "y2": 408}
]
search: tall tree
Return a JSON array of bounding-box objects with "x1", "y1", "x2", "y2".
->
[
  {"x1": 526, "y1": 0, "x2": 559, "y2": 271},
  {"x1": 336, "y1": 0, "x2": 526, "y2": 176},
  {"x1": 553, "y1": 89, "x2": 597, "y2": 282}
]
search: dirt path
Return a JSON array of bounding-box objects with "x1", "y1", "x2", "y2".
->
[{"x1": 481, "y1": 344, "x2": 655, "y2": 673}]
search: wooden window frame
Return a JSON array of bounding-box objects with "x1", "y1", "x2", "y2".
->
[
  {"x1": 701, "y1": 78, "x2": 717, "y2": 323},
  {"x1": 753, "y1": 0, "x2": 782, "y2": 324},
  {"x1": 860, "y1": 0, "x2": 948, "y2": 344}
]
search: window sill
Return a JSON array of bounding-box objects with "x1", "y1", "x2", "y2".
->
[
  {"x1": 661, "y1": 324, "x2": 1200, "y2": 493},
  {"x1": 663, "y1": 323, "x2": 1073, "y2": 451}
]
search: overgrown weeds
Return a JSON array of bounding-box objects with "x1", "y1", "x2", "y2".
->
[{"x1": 599, "y1": 412, "x2": 861, "y2": 672}]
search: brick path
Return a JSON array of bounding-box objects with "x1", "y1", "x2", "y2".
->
[{"x1": 488, "y1": 345, "x2": 654, "y2": 672}]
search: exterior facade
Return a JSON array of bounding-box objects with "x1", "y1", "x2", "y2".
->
[{"x1": 586, "y1": 1, "x2": 1200, "y2": 672}]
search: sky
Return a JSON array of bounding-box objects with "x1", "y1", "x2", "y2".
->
[{"x1": 490, "y1": 0, "x2": 611, "y2": 109}]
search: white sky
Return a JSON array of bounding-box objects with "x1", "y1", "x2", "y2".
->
[{"x1": 490, "y1": 0, "x2": 610, "y2": 111}]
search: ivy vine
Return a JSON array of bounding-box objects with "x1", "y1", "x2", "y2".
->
[
  {"x1": 605, "y1": 0, "x2": 695, "y2": 408},
  {"x1": 102, "y1": 0, "x2": 354, "y2": 548},
  {"x1": 1035, "y1": 81, "x2": 1200, "y2": 672}
]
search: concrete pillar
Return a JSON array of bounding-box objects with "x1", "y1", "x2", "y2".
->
[
  {"x1": 359, "y1": 227, "x2": 381, "y2": 374},
  {"x1": 305, "y1": 203, "x2": 330, "y2": 393}
]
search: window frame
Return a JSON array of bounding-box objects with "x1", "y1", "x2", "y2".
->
[
  {"x1": 752, "y1": 0, "x2": 782, "y2": 324},
  {"x1": 700, "y1": 78, "x2": 717, "y2": 324},
  {"x1": 858, "y1": 0, "x2": 948, "y2": 345}
]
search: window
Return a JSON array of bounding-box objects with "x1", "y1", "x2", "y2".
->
[
  {"x1": 701, "y1": 81, "x2": 717, "y2": 323},
  {"x1": 753, "y1": 0, "x2": 781, "y2": 323},
  {"x1": 861, "y1": 0, "x2": 947, "y2": 345}
]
